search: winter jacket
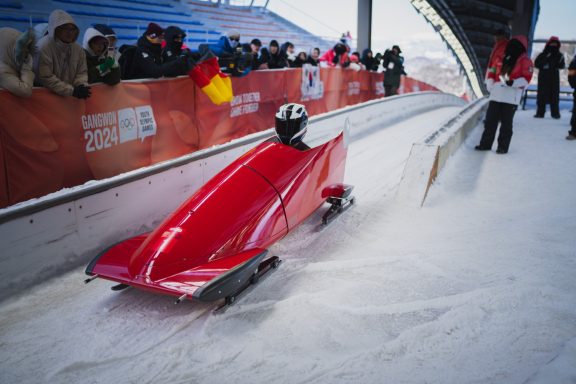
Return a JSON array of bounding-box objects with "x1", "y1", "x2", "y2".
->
[
  {"x1": 260, "y1": 47, "x2": 287, "y2": 69},
  {"x1": 319, "y1": 48, "x2": 349, "y2": 68},
  {"x1": 279, "y1": 42, "x2": 295, "y2": 67},
  {"x1": 306, "y1": 56, "x2": 319, "y2": 67},
  {"x1": 534, "y1": 36, "x2": 565, "y2": 103},
  {"x1": 82, "y1": 27, "x2": 120, "y2": 85},
  {"x1": 382, "y1": 49, "x2": 405, "y2": 87},
  {"x1": 488, "y1": 35, "x2": 533, "y2": 106},
  {"x1": 361, "y1": 49, "x2": 379, "y2": 71},
  {"x1": 0, "y1": 27, "x2": 35, "y2": 97},
  {"x1": 568, "y1": 54, "x2": 576, "y2": 89},
  {"x1": 207, "y1": 35, "x2": 238, "y2": 57},
  {"x1": 34, "y1": 10, "x2": 88, "y2": 96},
  {"x1": 485, "y1": 38, "x2": 508, "y2": 88},
  {"x1": 129, "y1": 35, "x2": 187, "y2": 79}
]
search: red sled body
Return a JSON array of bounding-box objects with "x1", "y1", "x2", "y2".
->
[{"x1": 86, "y1": 129, "x2": 352, "y2": 303}]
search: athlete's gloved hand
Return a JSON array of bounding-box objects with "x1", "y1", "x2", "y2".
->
[
  {"x1": 506, "y1": 79, "x2": 514, "y2": 86},
  {"x1": 72, "y1": 84, "x2": 92, "y2": 99}
]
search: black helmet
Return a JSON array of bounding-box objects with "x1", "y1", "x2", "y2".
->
[{"x1": 275, "y1": 103, "x2": 308, "y2": 145}]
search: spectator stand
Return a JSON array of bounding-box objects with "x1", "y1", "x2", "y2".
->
[
  {"x1": 0, "y1": 0, "x2": 220, "y2": 48},
  {"x1": 184, "y1": 0, "x2": 333, "y2": 54}
]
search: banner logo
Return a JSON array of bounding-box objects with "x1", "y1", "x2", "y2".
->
[
  {"x1": 230, "y1": 92, "x2": 260, "y2": 118},
  {"x1": 82, "y1": 105, "x2": 157, "y2": 153},
  {"x1": 348, "y1": 81, "x2": 360, "y2": 96},
  {"x1": 301, "y1": 64, "x2": 323, "y2": 101}
]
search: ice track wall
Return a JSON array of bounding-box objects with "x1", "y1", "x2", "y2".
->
[
  {"x1": 0, "y1": 92, "x2": 465, "y2": 302},
  {"x1": 396, "y1": 98, "x2": 489, "y2": 206}
]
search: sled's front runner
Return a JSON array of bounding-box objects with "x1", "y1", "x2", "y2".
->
[{"x1": 86, "y1": 126, "x2": 354, "y2": 308}]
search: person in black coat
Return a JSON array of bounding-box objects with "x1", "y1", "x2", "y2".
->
[
  {"x1": 534, "y1": 36, "x2": 565, "y2": 118},
  {"x1": 128, "y1": 23, "x2": 189, "y2": 80},
  {"x1": 162, "y1": 25, "x2": 198, "y2": 71},
  {"x1": 242, "y1": 38, "x2": 263, "y2": 70},
  {"x1": 382, "y1": 45, "x2": 406, "y2": 97},
  {"x1": 361, "y1": 48, "x2": 379, "y2": 71},
  {"x1": 568, "y1": 54, "x2": 576, "y2": 140},
  {"x1": 260, "y1": 40, "x2": 287, "y2": 69}
]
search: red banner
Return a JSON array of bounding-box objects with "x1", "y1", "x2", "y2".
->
[{"x1": 0, "y1": 68, "x2": 438, "y2": 208}]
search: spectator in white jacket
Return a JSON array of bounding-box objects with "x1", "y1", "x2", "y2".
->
[
  {"x1": 0, "y1": 27, "x2": 36, "y2": 97},
  {"x1": 34, "y1": 9, "x2": 91, "y2": 99}
]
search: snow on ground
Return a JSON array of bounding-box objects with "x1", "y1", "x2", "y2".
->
[{"x1": 0, "y1": 106, "x2": 575, "y2": 384}]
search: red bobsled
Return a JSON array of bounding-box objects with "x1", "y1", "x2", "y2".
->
[{"x1": 85, "y1": 127, "x2": 354, "y2": 305}]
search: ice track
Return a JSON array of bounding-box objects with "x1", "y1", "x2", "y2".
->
[{"x1": 1, "y1": 106, "x2": 575, "y2": 384}]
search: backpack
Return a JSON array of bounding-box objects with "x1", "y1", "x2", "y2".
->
[{"x1": 118, "y1": 44, "x2": 138, "y2": 80}]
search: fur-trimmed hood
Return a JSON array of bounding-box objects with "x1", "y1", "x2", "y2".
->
[{"x1": 0, "y1": 27, "x2": 36, "y2": 70}]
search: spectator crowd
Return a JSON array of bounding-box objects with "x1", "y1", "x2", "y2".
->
[{"x1": 0, "y1": 10, "x2": 407, "y2": 100}]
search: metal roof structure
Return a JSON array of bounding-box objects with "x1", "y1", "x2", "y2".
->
[{"x1": 409, "y1": 0, "x2": 540, "y2": 98}]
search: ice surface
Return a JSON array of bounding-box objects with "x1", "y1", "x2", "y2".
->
[{"x1": 0, "y1": 107, "x2": 575, "y2": 384}]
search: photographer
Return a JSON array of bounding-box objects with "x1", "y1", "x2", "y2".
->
[{"x1": 382, "y1": 45, "x2": 406, "y2": 97}]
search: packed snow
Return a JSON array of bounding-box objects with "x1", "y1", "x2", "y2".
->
[{"x1": 0, "y1": 105, "x2": 575, "y2": 384}]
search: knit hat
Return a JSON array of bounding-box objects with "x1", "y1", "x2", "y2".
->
[
  {"x1": 227, "y1": 30, "x2": 240, "y2": 39},
  {"x1": 145, "y1": 22, "x2": 164, "y2": 37}
]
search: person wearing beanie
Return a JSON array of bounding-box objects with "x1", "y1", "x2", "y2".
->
[
  {"x1": 475, "y1": 36, "x2": 533, "y2": 154},
  {"x1": 0, "y1": 27, "x2": 36, "y2": 97},
  {"x1": 205, "y1": 30, "x2": 241, "y2": 57},
  {"x1": 126, "y1": 22, "x2": 190, "y2": 79},
  {"x1": 534, "y1": 36, "x2": 566, "y2": 118},
  {"x1": 82, "y1": 27, "x2": 120, "y2": 85},
  {"x1": 34, "y1": 9, "x2": 90, "y2": 99}
]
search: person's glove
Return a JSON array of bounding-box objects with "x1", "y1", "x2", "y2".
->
[
  {"x1": 72, "y1": 84, "x2": 91, "y2": 99},
  {"x1": 506, "y1": 79, "x2": 514, "y2": 86},
  {"x1": 97, "y1": 57, "x2": 115, "y2": 73}
]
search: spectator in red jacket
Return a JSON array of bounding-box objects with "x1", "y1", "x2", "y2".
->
[
  {"x1": 475, "y1": 36, "x2": 534, "y2": 154},
  {"x1": 319, "y1": 43, "x2": 349, "y2": 68},
  {"x1": 485, "y1": 28, "x2": 509, "y2": 91}
]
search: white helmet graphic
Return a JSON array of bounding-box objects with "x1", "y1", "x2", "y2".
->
[{"x1": 275, "y1": 103, "x2": 308, "y2": 145}]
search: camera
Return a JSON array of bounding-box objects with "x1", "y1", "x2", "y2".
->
[{"x1": 218, "y1": 48, "x2": 253, "y2": 77}]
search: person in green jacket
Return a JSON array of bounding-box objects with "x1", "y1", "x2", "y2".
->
[{"x1": 382, "y1": 45, "x2": 406, "y2": 97}]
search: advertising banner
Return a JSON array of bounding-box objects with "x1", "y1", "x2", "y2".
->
[{"x1": 0, "y1": 69, "x2": 438, "y2": 208}]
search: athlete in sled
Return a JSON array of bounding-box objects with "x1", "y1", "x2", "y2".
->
[{"x1": 85, "y1": 103, "x2": 354, "y2": 308}]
